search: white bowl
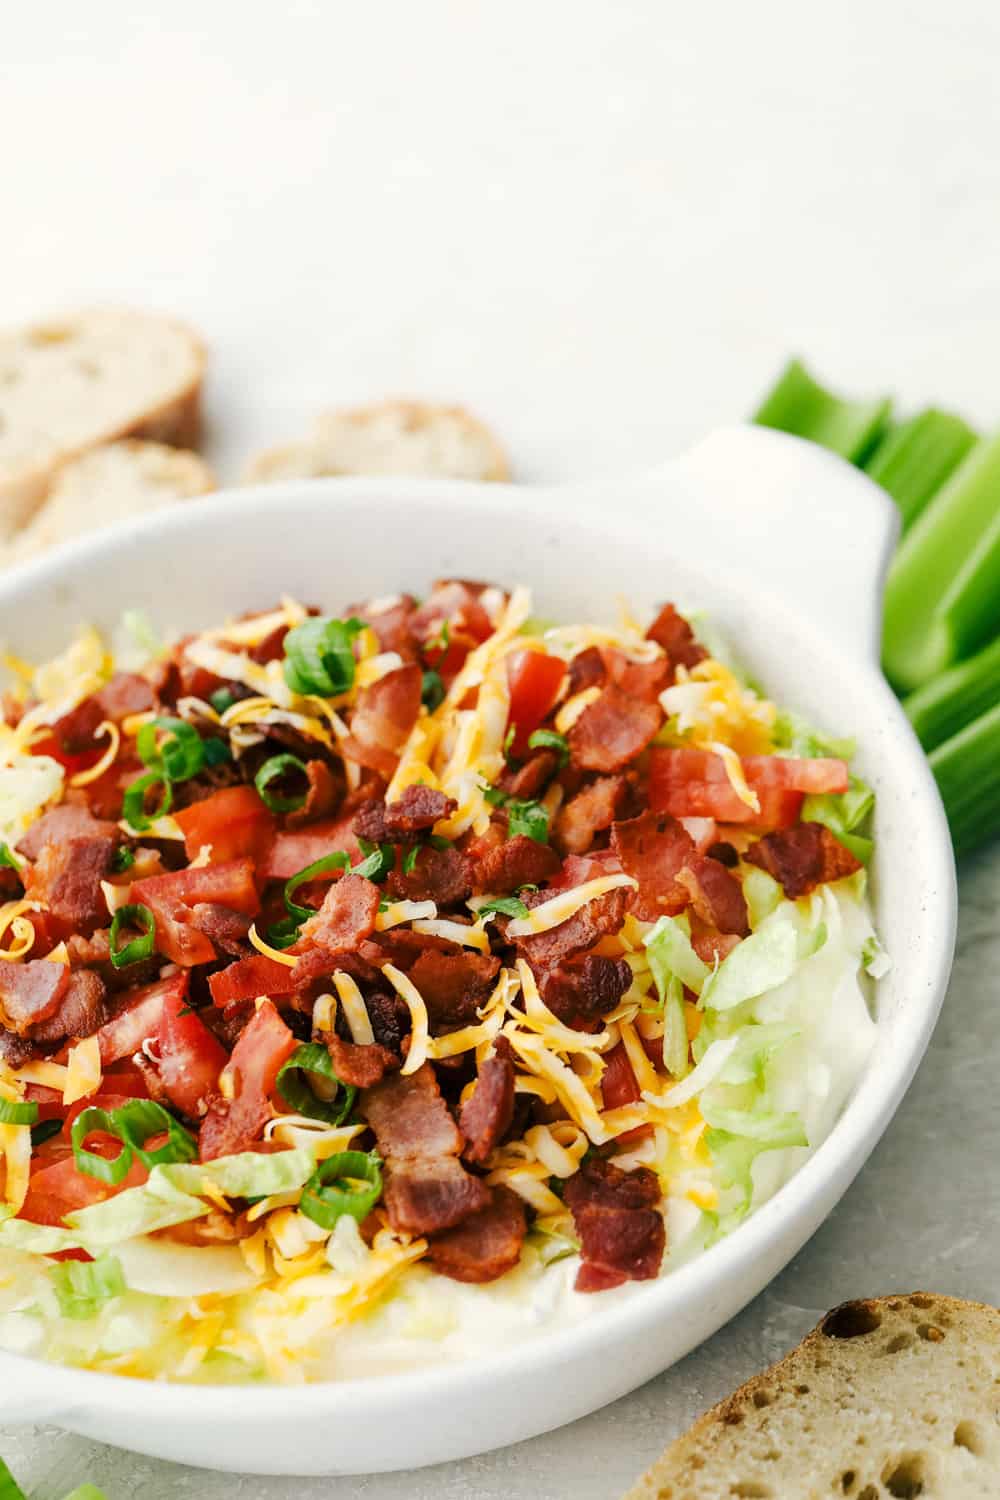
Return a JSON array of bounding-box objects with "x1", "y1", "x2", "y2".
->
[{"x1": 0, "y1": 425, "x2": 956, "y2": 1474}]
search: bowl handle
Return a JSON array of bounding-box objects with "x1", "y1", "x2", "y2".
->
[{"x1": 620, "y1": 424, "x2": 899, "y2": 665}]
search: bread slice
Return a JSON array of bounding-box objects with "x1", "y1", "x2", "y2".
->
[
  {"x1": 0, "y1": 308, "x2": 205, "y2": 537},
  {"x1": 246, "y1": 398, "x2": 510, "y2": 483},
  {"x1": 623, "y1": 1293, "x2": 1000, "y2": 1500},
  {"x1": 3, "y1": 440, "x2": 215, "y2": 565}
]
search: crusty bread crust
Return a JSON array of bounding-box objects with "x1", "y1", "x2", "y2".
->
[{"x1": 623, "y1": 1293, "x2": 1000, "y2": 1500}]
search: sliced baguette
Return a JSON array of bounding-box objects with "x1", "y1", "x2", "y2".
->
[
  {"x1": 246, "y1": 398, "x2": 510, "y2": 483},
  {"x1": 3, "y1": 440, "x2": 215, "y2": 565},
  {"x1": 624, "y1": 1293, "x2": 1000, "y2": 1500},
  {"x1": 0, "y1": 308, "x2": 205, "y2": 537}
]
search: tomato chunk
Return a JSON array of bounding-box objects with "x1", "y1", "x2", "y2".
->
[
  {"x1": 131, "y1": 857, "x2": 260, "y2": 966},
  {"x1": 209, "y1": 953, "x2": 302, "y2": 1007},
  {"x1": 174, "y1": 785, "x2": 276, "y2": 864},
  {"x1": 198, "y1": 1000, "x2": 297, "y2": 1160},
  {"x1": 158, "y1": 982, "x2": 229, "y2": 1118},
  {"x1": 259, "y1": 815, "x2": 360, "y2": 882},
  {"x1": 505, "y1": 650, "x2": 567, "y2": 757},
  {"x1": 648, "y1": 749, "x2": 828, "y2": 826}
]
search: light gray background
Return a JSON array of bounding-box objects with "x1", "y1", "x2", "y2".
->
[{"x1": 3, "y1": 2, "x2": 998, "y2": 1494}]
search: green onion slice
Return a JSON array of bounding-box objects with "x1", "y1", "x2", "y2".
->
[
  {"x1": 255, "y1": 753, "x2": 310, "y2": 812},
  {"x1": 527, "y1": 728, "x2": 569, "y2": 766},
  {"x1": 31, "y1": 1117, "x2": 63, "y2": 1147},
  {"x1": 354, "y1": 841, "x2": 396, "y2": 881},
  {"x1": 282, "y1": 616, "x2": 365, "y2": 697},
  {"x1": 122, "y1": 770, "x2": 173, "y2": 831},
  {"x1": 71, "y1": 1107, "x2": 134, "y2": 1185},
  {"x1": 209, "y1": 686, "x2": 237, "y2": 714},
  {"x1": 421, "y1": 668, "x2": 444, "y2": 712},
  {"x1": 276, "y1": 1044, "x2": 356, "y2": 1126},
  {"x1": 481, "y1": 783, "x2": 550, "y2": 843},
  {"x1": 266, "y1": 915, "x2": 302, "y2": 949},
  {"x1": 109, "y1": 903, "x2": 157, "y2": 969},
  {"x1": 0, "y1": 1098, "x2": 39, "y2": 1125},
  {"x1": 284, "y1": 851, "x2": 351, "y2": 921},
  {"x1": 401, "y1": 844, "x2": 421, "y2": 875},
  {"x1": 136, "y1": 715, "x2": 206, "y2": 782},
  {"x1": 0, "y1": 842, "x2": 22, "y2": 872},
  {"x1": 110, "y1": 845, "x2": 136, "y2": 874},
  {"x1": 113, "y1": 1098, "x2": 197, "y2": 1168},
  {"x1": 299, "y1": 1149, "x2": 383, "y2": 1230},
  {"x1": 49, "y1": 1252, "x2": 126, "y2": 1321},
  {"x1": 203, "y1": 737, "x2": 233, "y2": 768},
  {"x1": 477, "y1": 895, "x2": 530, "y2": 921}
]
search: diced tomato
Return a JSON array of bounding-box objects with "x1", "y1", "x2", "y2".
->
[
  {"x1": 649, "y1": 749, "x2": 815, "y2": 827},
  {"x1": 546, "y1": 849, "x2": 623, "y2": 892},
  {"x1": 601, "y1": 1042, "x2": 652, "y2": 1146},
  {"x1": 20, "y1": 1140, "x2": 148, "y2": 1226},
  {"x1": 505, "y1": 650, "x2": 567, "y2": 757},
  {"x1": 198, "y1": 1000, "x2": 297, "y2": 1160},
  {"x1": 93, "y1": 972, "x2": 189, "y2": 1064},
  {"x1": 174, "y1": 785, "x2": 276, "y2": 864},
  {"x1": 259, "y1": 814, "x2": 359, "y2": 882},
  {"x1": 157, "y1": 982, "x2": 229, "y2": 1117},
  {"x1": 208, "y1": 953, "x2": 302, "y2": 1007},
  {"x1": 131, "y1": 857, "x2": 260, "y2": 966},
  {"x1": 27, "y1": 733, "x2": 104, "y2": 778}
]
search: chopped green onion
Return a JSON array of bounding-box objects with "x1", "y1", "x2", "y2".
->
[
  {"x1": 401, "y1": 844, "x2": 421, "y2": 876},
  {"x1": 122, "y1": 770, "x2": 172, "y2": 830},
  {"x1": 113, "y1": 1099, "x2": 197, "y2": 1168},
  {"x1": 477, "y1": 895, "x2": 530, "y2": 920},
  {"x1": 0, "y1": 842, "x2": 22, "y2": 872},
  {"x1": 0, "y1": 1098, "x2": 38, "y2": 1125},
  {"x1": 110, "y1": 845, "x2": 135, "y2": 873},
  {"x1": 282, "y1": 616, "x2": 365, "y2": 697},
  {"x1": 276, "y1": 1044, "x2": 356, "y2": 1125},
  {"x1": 863, "y1": 409, "x2": 977, "y2": 530},
  {"x1": 752, "y1": 358, "x2": 891, "y2": 462},
  {"x1": 928, "y1": 701, "x2": 1000, "y2": 857},
  {"x1": 255, "y1": 753, "x2": 310, "y2": 812},
  {"x1": 421, "y1": 669, "x2": 445, "y2": 712},
  {"x1": 266, "y1": 915, "x2": 302, "y2": 949},
  {"x1": 527, "y1": 728, "x2": 569, "y2": 766},
  {"x1": 882, "y1": 430, "x2": 1000, "y2": 693},
  {"x1": 109, "y1": 903, "x2": 157, "y2": 969},
  {"x1": 284, "y1": 851, "x2": 351, "y2": 921},
  {"x1": 903, "y1": 633, "x2": 1000, "y2": 752},
  {"x1": 502, "y1": 725, "x2": 516, "y2": 757},
  {"x1": 71, "y1": 1106, "x2": 134, "y2": 1185},
  {"x1": 49, "y1": 1252, "x2": 126, "y2": 1320},
  {"x1": 299, "y1": 1150, "x2": 383, "y2": 1229},
  {"x1": 482, "y1": 783, "x2": 550, "y2": 843},
  {"x1": 136, "y1": 715, "x2": 206, "y2": 781},
  {"x1": 354, "y1": 840, "x2": 396, "y2": 881},
  {"x1": 0, "y1": 1458, "x2": 27, "y2": 1500},
  {"x1": 31, "y1": 1117, "x2": 63, "y2": 1147},
  {"x1": 210, "y1": 686, "x2": 237, "y2": 714},
  {"x1": 203, "y1": 737, "x2": 232, "y2": 767},
  {"x1": 427, "y1": 834, "x2": 451, "y2": 851}
]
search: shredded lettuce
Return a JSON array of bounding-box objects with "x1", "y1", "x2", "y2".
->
[
  {"x1": 771, "y1": 708, "x2": 855, "y2": 762},
  {"x1": 704, "y1": 1110, "x2": 809, "y2": 1228},
  {"x1": 802, "y1": 774, "x2": 875, "y2": 865},
  {"x1": 741, "y1": 867, "x2": 783, "y2": 928},
  {"x1": 699, "y1": 915, "x2": 799, "y2": 1012},
  {"x1": 660, "y1": 973, "x2": 689, "y2": 1079},
  {"x1": 644, "y1": 913, "x2": 710, "y2": 996},
  {"x1": 49, "y1": 1254, "x2": 126, "y2": 1320}
]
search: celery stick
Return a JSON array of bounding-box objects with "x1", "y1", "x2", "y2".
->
[
  {"x1": 882, "y1": 430, "x2": 1000, "y2": 693},
  {"x1": 928, "y1": 701, "x2": 1000, "y2": 856},
  {"x1": 904, "y1": 634, "x2": 1000, "y2": 751},
  {"x1": 864, "y1": 409, "x2": 977, "y2": 529},
  {"x1": 753, "y1": 359, "x2": 892, "y2": 462}
]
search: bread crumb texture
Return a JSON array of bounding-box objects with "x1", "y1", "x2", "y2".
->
[
  {"x1": 246, "y1": 397, "x2": 510, "y2": 483},
  {"x1": 622, "y1": 1294, "x2": 1000, "y2": 1500}
]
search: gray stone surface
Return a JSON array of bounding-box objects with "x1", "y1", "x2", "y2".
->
[{"x1": 2, "y1": 846, "x2": 992, "y2": 1499}]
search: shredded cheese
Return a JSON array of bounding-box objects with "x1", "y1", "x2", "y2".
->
[
  {"x1": 411, "y1": 917, "x2": 491, "y2": 953},
  {"x1": 504, "y1": 874, "x2": 637, "y2": 938},
  {"x1": 375, "y1": 900, "x2": 436, "y2": 930},
  {"x1": 68, "y1": 720, "x2": 120, "y2": 787},
  {"x1": 381, "y1": 964, "x2": 429, "y2": 1075},
  {"x1": 63, "y1": 1035, "x2": 102, "y2": 1106},
  {"x1": 554, "y1": 686, "x2": 601, "y2": 734},
  {"x1": 248, "y1": 924, "x2": 299, "y2": 968},
  {"x1": 0, "y1": 900, "x2": 39, "y2": 962},
  {"x1": 332, "y1": 971, "x2": 375, "y2": 1046}
]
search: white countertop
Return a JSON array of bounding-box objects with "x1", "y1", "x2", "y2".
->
[{"x1": 3, "y1": 2, "x2": 999, "y2": 1494}]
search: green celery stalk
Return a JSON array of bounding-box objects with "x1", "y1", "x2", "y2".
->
[
  {"x1": 928, "y1": 701, "x2": 1000, "y2": 857},
  {"x1": 753, "y1": 359, "x2": 892, "y2": 462},
  {"x1": 864, "y1": 409, "x2": 977, "y2": 529},
  {"x1": 882, "y1": 430, "x2": 1000, "y2": 693},
  {"x1": 904, "y1": 634, "x2": 1000, "y2": 751}
]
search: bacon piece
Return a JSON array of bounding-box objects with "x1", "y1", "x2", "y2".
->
[
  {"x1": 407, "y1": 948, "x2": 501, "y2": 1026},
  {"x1": 51, "y1": 672, "x2": 155, "y2": 754},
  {"x1": 28, "y1": 971, "x2": 107, "y2": 1044},
  {"x1": 555, "y1": 775, "x2": 627, "y2": 856},
  {"x1": 469, "y1": 831, "x2": 560, "y2": 894},
  {"x1": 610, "y1": 811, "x2": 694, "y2": 922},
  {"x1": 362, "y1": 1063, "x2": 489, "y2": 1234},
  {"x1": 326, "y1": 1034, "x2": 398, "y2": 1089},
  {"x1": 0, "y1": 1030, "x2": 36, "y2": 1067},
  {"x1": 564, "y1": 1157, "x2": 665, "y2": 1292},
  {"x1": 16, "y1": 804, "x2": 118, "y2": 862},
  {"x1": 96, "y1": 973, "x2": 187, "y2": 1064},
  {"x1": 188, "y1": 903, "x2": 252, "y2": 955},
  {"x1": 199, "y1": 1000, "x2": 297, "y2": 1160},
  {"x1": 540, "y1": 953, "x2": 633, "y2": 1023},
  {"x1": 604, "y1": 651, "x2": 669, "y2": 703},
  {"x1": 498, "y1": 749, "x2": 559, "y2": 801},
  {"x1": 676, "y1": 852, "x2": 749, "y2": 936},
  {"x1": 353, "y1": 785, "x2": 456, "y2": 843},
  {"x1": 344, "y1": 664, "x2": 422, "y2": 779},
  {"x1": 153, "y1": 1209, "x2": 255, "y2": 1248},
  {"x1": 567, "y1": 646, "x2": 607, "y2": 695},
  {"x1": 516, "y1": 886, "x2": 629, "y2": 970},
  {"x1": 293, "y1": 873, "x2": 380, "y2": 969},
  {"x1": 745, "y1": 822, "x2": 863, "y2": 900},
  {"x1": 387, "y1": 844, "x2": 472, "y2": 905},
  {"x1": 428, "y1": 1185, "x2": 526, "y2": 1283},
  {"x1": 690, "y1": 921, "x2": 742, "y2": 966},
  {"x1": 706, "y1": 839, "x2": 738, "y2": 867},
  {"x1": 459, "y1": 1051, "x2": 515, "y2": 1165},
  {"x1": 283, "y1": 760, "x2": 342, "y2": 829},
  {"x1": 131, "y1": 858, "x2": 260, "y2": 968},
  {"x1": 568, "y1": 684, "x2": 662, "y2": 774},
  {"x1": 0, "y1": 960, "x2": 70, "y2": 1035},
  {"x1": 411, "y1": 581, "x2": 495, "y2": 652},
  {"x1": 23, "y1": 833, "x2": 117, "y2": 930},
  {"x1": 350, "y1": 593, "x2": 419, "y2": 657},
  {"x1": 645, "y1": 603, "x2": 708, "y2": 672}
]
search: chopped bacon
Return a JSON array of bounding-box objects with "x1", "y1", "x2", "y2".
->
[
  {"x1": 411, "y1": 581, "x2": 495, "y2": 657},
  {"x1": 690, "y1": 921, "x2": 742, "y2": 966},
  {"x1": 209, "y1": 953, "x2": 302, "y2": 1007},
  {"x1": 187, "y1": 903, "x2": 252, "y2": 955},
  {"x1": 610, "y1": 811, "x2": 694, "y2": 922},
  {"x1": 498, "y1": 749, "x2": 559, "y2": 800},
  {"x1": 174, "y1": 785, "x2": 276, "y2": 863},
  {"x1": 679, "y1": 816, "x2": 718, "y2": 852},
  {"x1": 427, "y1": 1185, "x2": 526, "y2": 1283},
  {"x1": 545, "y1": 849, "x2": 623, "y2": 891},
  {"x1": 350, "y1": 593, "x2": 419, "y2": 657},
  {"x1": 325, "y1": 1034, "x2": 398, "y2": 1089},
  {"x1": 469, "y1": 831, "x2": 560, "y2": 894},
  {"x1": 293, "y1": 873, "x2": 380, "y2": 969},
  {"x1": 645, "y1": 603, "x2": 708, "y2": 672},
  {"x1": 706, "y1": 839, "x2": 739, "y2": 867},
  {"x1": 16, "y1": 804, "x2": 118, "y2": 862},
  {"x1": 516, "y1": 885, "x2": 630, "y2": 970},
  {"x1": 153, "y1": 1209, "x2": 255, "y2": 1248},
  {"x1": 199, "y1": 1000, "x2": 297, "y2": 1160},
  {"x1": 96, "y1": 973, "x2": 188, "y2": 1064},
  {"x1": 676, "y1": 852, "x2": 749, "y2": 936},
  {"x1": 600, "y1": 1040, "x2": 642, "y2": 1111},
  {"x1": 284, "y1": 760, "x2": 342, "y2": 829},
  {"x1": 564, "y1": 1157, "x2": 665, "y2": 1292},
  {"x1": 28, "y1": 971, "x2": 107, "y2": 1044},
  {"x1": 604, "y1": 650, "x2": 669, "y2": 703},
  {"x1": 0, "y1": 960, "x2": 70, "y2": 1036},
  {"x1": 555, "y1": 775, "x2": 627, "y2": 856},
  {"x1": 568, "y1": 684, "x2": 662, "y2": 774},
  {"x1": 362, "y1": 1063, "x2": 490, "y2": 1234},
  {"x1": 387, "y1": 843, "x2": 472, "y2": 905},
  {"x1": 51, "y1": 672, "x2": 155, "y2": 754},
  {"x1": 407, "y1": 947, "x2": 501, "y2": 1026},
  {"x1": 540, "y1": 953, "x2": 633, "y2": 1023},
  {"x1": 353, "y1": 785, "x2": 456, "y2": 843},
  {"x1": 259, "y1": 814, "x2": 361, "y2": 881},
  {"x1": 745, "y1": 822, "x2": 862, "y2": 900},
  {"x1": 459, "y1": 1050, "x2": 515, "y2": 1165},
  {"x1": 344, "y1": 664, "x2": 422, "y2": 779},
  {"x1": 131, "y1": 857, "x2": 260, "y2": 967},
  {"x1": 567, "y1": 646, "x2": 607, "y2": 695},
  {"x1": 23, "y1": 833, "x2": 117, "y2": 930}
]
